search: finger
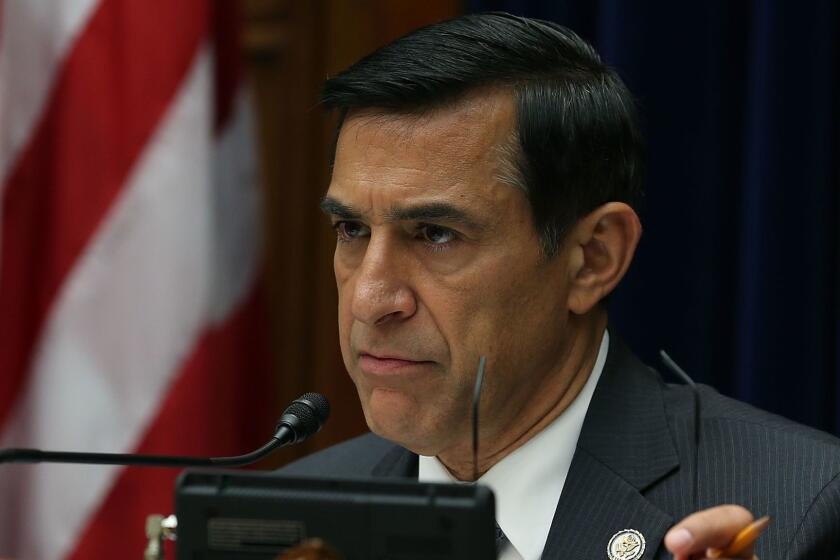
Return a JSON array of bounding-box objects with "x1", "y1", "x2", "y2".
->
[{"x1": 665, "y1": 504, "x2": 754, "y2": 557}]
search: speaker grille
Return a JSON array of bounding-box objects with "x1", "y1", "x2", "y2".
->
[{"x1": 207, "y1": 517, "x2": 305, "y2": 552}]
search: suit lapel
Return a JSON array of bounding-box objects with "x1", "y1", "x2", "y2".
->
[
  {"x1": 543, "y1": 336, "x2": 680, "y2": 559},
  {"x1": 370, "y1": 443, "x2": 418, "y2": 479}
]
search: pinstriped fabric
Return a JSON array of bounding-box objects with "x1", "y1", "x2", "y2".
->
[
  {"x1": 644, "y1": 378, "x2": 840, "y2": 558},
  {"x1": 279, "y1": 336, "x2": 840, "y2": 559},
  {"x1": 787, "y1": 470, "x2": 840, "y2": 558},
  {"x1": 642, "y1": 380, "x2": 840, "y2": 559}
]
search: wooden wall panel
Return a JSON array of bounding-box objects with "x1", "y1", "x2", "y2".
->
[{"x1": 241, "y1": 0, "x2": 462, "y2": 466}]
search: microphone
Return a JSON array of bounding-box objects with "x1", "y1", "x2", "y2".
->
[
  {"x1": 0, "y1": 392, "x2": 330, "y2": 468},
  {"x1": 659, "y1": 351, "x2": 700, "y2": 513}
]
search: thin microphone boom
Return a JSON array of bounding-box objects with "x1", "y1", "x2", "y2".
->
[
  {"x1": 0, "y1": 392, "x2": 330, "y2": 469},
  {"x1": 0, "y1": 445, "x2": 274, "y2": 468},
  {"x1": 471, "y1": 356, "x2": 487, "y2": 482},
  {"x1": 659, "y1": 350, "x2": 700, "y2": 513}
]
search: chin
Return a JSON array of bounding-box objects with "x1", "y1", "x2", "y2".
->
[{"x1": 364, "y1": 388, "x2": 440, "y2": 455}]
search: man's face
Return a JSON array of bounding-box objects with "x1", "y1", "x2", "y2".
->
[{"x1": 323, "y1": 92, "x2": 577, "y2": 457}]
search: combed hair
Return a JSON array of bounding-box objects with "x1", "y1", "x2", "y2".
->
[{"x1": 322, "y1": 12, "x2": 645, "y2": 255}]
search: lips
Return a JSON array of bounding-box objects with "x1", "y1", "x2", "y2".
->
[{"x1": 358, "y1": 352, "x2": 435, "y2": 376}]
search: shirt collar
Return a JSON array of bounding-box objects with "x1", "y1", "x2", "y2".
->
[{"x1": 418, "y1": 330, "x2": 610, "y2": 560}]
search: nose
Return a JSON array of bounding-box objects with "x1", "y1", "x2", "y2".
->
[{"x1": 350, "y1": 234, "x2": 417, "y2": 326}]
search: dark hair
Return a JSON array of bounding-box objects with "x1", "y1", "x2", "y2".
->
[{"x1": 322, "y1": 12, "x2": 645, "y2": 255}]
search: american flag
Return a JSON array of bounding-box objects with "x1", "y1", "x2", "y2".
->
[{"x1": 0, "y1": 0, "x2": 275, "y2": 557}]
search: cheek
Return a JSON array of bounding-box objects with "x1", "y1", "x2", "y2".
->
[
  {"x1": 432, "y1": 281, "x2": 514, "y2": 355},
  {"x1": 334, "y1": 252, "x2": 353, "y2": 299},
  {"x1": 449, "y1": 267, "x2": 566, "y2": 372},
  {"x1": 335, "y1": 258, "x2": 354, "y2": 325},
  {"x1": 335, "y1": 264, "x2": 358, "y2": 374},
  {"x1": 492, "y1": 285, "x2": 569, "y2": 381}
]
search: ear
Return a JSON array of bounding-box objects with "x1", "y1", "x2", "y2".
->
[{"x1": 565, "y1": 202, "x2": 642, "y2": 315}]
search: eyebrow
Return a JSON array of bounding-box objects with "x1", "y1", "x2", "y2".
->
[
  {"x1": 386, "y1": 203, "x2": 480, "y2": 228},
  {"x1": 320, "y1": 196, "x2": 362, "y2": 219},
  {"x1": 320, "y1": 196, "x2": 483, "y2": 230}
]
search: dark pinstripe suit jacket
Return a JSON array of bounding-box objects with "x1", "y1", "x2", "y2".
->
[{"x1": 280, "y1": 338, "x2": 840, "y2": 559}]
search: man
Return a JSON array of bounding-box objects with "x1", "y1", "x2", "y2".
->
[{"x1": 280, "y1": 13, "x2": 840, "y2": 559}]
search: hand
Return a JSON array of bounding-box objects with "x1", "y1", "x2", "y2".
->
[{"x1": 664, "y1": 505, "x2": 757, "y2": 560}]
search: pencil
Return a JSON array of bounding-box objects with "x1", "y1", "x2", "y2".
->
[{"x1": 707, "y1": 515, "x2": 770, "y2": 558}]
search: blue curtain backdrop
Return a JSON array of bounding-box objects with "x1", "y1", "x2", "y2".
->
[{"x1": 468, "y1": 1, "x2": 840, "y2": 435}]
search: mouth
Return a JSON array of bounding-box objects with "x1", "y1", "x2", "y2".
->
[{"x1": 357, "y1": 352, "x2": 436, "y2": 376}]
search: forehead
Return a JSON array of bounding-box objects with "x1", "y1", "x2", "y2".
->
[{"x1": 329, "y1": 91, "x2": 518, "y2": 207}]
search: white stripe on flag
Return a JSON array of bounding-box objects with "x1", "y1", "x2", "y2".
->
[
  {"x1": 208, "y1": 88, "x2": 262, "y2": 324},
  {"x1": 0, "y1": 43, "x2": 261, "y2": 559},
  {"x1": 0, "y1": 0, "x2": 100, "y2": 189}
]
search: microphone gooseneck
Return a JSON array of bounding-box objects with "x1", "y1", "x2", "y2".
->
[
  {"x1": 659, "y1": 350, "x2": 700, "y2": 513},
  {"x1": 0, "y1": 392, "x2": 331, "y2": 469}
]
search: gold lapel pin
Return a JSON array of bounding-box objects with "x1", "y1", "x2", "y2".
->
[{"x1": 607, "y1": 528, "x2": 646, "y2": 560}]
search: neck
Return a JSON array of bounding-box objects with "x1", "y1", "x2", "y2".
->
[{"x1": 439, "y1": 311, "x2": 607, "y2": 481}]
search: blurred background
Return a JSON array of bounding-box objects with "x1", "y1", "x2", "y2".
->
[{"x1": 0, "y1": 0, "x2": 837, "y2": 558}]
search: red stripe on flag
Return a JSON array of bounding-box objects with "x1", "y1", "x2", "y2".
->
[
  {"x1": 0, "y1": 0, "x2": 209, "y2": 431},
  {"x1": 65, "y1": 281, "x2": 275, "y2": 560}
]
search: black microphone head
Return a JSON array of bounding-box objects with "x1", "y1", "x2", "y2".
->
[
  {"x1": 276, "y1": 393, "x2": 331, "y2": 444},
  {"x1": 296, "y1": 392, "x2": 331, "y2": 425}
]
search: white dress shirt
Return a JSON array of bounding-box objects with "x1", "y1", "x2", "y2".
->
[{"x1": 418, "y1": 330, "x2": 609, "y2": 560}]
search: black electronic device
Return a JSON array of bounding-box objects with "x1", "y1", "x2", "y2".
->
[{"x1": 175, "y1": 471, "x2": 496, "y2": 560}]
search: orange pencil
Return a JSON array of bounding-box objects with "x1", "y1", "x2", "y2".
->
[{"x1": 707, "y1": 515, "x2": 770, "y2": 558}]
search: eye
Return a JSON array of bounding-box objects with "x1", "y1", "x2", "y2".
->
[
  {"x1": 419, "y1": 224, "x2": 456, "y2": 246},
  {"x1": 333, "y1": 221, "x2": 370, "y2": 242}
]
